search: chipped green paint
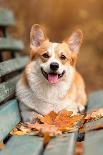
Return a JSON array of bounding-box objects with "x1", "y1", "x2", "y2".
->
[{"x1": 0, "y1": 76, "x2": 20, "y2": 103}]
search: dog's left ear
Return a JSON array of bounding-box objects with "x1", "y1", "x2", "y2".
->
[
  {"x1": 30, "y1": 24, "x2": 47, "y2": 48},
  {"x1": 64, "y1": 30, "x2": 83, "y2": 54}
]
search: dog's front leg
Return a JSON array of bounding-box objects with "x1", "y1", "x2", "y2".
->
[{"x1": 16, "y1": 80, "x2": 43, "y2": 123}]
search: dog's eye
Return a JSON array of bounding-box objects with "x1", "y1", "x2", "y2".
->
[
  {"x1": 42, "y1": 53, "x2": 49, "y2": 58},
  {"x1": 60, "y1": 54, "x2": 66, "y2": 60}
]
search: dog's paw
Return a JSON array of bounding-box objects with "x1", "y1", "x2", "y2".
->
[
  {"x1": 67, "y1": 109, "x2": 78, "y2": 115},
  {"x1": 77, "y1": 104, "x2": 85, "y2": 113},
  {"x1": 65, "y1": 106, "x2": 78, "y2": 115}
]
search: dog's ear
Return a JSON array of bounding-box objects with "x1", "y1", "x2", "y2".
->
[
  {"x1": 64, "y1": 30, "x2": 83, "y2": 54},
  {"x1": 30, "y1": 24, "x2": 47, "y2": 48}
]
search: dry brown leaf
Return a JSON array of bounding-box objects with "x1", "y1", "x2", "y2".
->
[
  {"x1": 44, "y1": 133, "x2": 51, "y2": 145},
  {"x1": 10, "y1": 108, "x2": 103, "y2": 145},
  {"x1": 40, "y1": 111, "x2": 57, "y2": 124},
  {"x1": 85, "y1": 108, "x2": 103, "y2": 122},
  {"x1": 58, "y1": 110, "x2": 73, "y2": 117},
  {"x1": 54, "y1": 111, "x2": 83, "y2": 131},
  {"x1": 28, "y1": 122, "x2": 61, "y2": 136},
  {"x1": 10, "y1": 110, "x2": 82, "y2": 138}
]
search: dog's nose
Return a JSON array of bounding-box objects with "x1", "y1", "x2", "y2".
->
[{"x1": 50, "y1": 62, "x2": 59, "y2": 71}]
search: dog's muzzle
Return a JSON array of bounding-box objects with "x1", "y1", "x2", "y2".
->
[{"x1": 41, "y1": 67, "x2": 65, "y2": 84}]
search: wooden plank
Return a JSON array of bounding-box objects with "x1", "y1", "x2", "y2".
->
[
  {"x1": 0, "y1": 8, "x2": 15, "y2": 26},
  {"x1": 0, "y1": 99, "x2": 20, "y2": 141},
  {"x1": 84, "y1": 90, "x2": 103, "y2": 155},
  {"x1": 0, "y1": 56, "x2": 28, "y2": 77},
  {"x1": 0, "y1": 135, "x2": 44, "y2": 155},
  {"x1": 0, "y1": 75, "x2": 20, "y2": 103},
  {"x1": 44, "y1": 133, "x2": 77, "y2": 155},
  {"x1": 86, "y1": 90, "x2": 103, "y2": 111},
  {"x1": 0, "y1": 38, "x2": 24, "y2": 51},
  {"x1": 84, "y1": 130, "x2": 103, "y2": 155}
]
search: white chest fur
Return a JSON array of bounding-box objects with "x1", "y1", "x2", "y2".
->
[{"x1": 17, "y1": 79, "x2": 78, "y2": 115}]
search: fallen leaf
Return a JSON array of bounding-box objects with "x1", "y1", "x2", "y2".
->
[
  {"x1": 40, "y1": 111, "x2": 57, "y2": 124},
  {"x1": 54, "y1": 110, "x2": 83, "y2": 131},
  {"x1": 85, "y1": 108, "x2": 103, "y2": 122},
  {"x1": 10, "y1": 108, "x2": 103, "y2": 145}
]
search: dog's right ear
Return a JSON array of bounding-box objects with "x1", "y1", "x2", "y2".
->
[
  {"x1": 64, "y1": 29, "x2": 83, "y2": 54},
  {"x1": 30, "y1": 24, "x2": 47, "y2": 48}
]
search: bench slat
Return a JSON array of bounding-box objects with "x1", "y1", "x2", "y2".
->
[
  {"x1": 84, "y1": 91, "x2": 103, "y2": 155},
  {"x1": 0, "y1": 99, "x2": 20, "y2": 140},
  {"x1": 44, "y1": 133, "x2": 77, "y2": 155},
  {"x1": 0, "y1": 76, "x2": 20, "y2": 103},
  {"x1": 84, "y1": 130, "x2": 103, "y2": 155},
  {"x1": 86, "y1": 90, "x2": 103, "y2": 111},
  {"x1": 0, "y1": 56, "x2": 28, "y2": 77},
  {"x1": 0, "y1": 8, "x2": 15, "y2": 26},
  {"x1": 0, "y1": 38, "x2": 24, "y2": 51},
  {"x1": 0, "y1": 135, "x2": 43, "y2": 155}
]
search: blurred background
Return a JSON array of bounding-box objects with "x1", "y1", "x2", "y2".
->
[{"x1": 0, "y1": 0, "x2": 103, "y2": 94}]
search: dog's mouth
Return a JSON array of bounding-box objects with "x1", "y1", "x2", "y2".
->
[{"x1": 41, "y1": 68, "x2": 65, "y2": 84}]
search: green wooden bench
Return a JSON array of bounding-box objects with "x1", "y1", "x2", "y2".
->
[
  {"x1": 0, "y1": 8, "x2": 24, "y2": 61},
  {"x1": 0, "y1": 8, "x2": 103, "y2": 155}
]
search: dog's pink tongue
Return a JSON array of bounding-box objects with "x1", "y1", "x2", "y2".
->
[{"x1": 48, "y1": 74, "x2": 59, "y2": 84}]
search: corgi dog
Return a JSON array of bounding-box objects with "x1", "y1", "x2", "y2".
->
[{"x1": 16, "y1": 24, "x2": 87, "y2": 122}]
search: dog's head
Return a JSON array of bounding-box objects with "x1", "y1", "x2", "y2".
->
[{"x1": 29, "y1": 24, "x2": 83, "y2": 85}]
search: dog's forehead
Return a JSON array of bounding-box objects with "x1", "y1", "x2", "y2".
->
[
  {"x1": 47, "y1": 42, "x2": 68, "y2": 54},
  {"x1": 47, "y1": 43, "x2": 59, "y2": 53}
]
